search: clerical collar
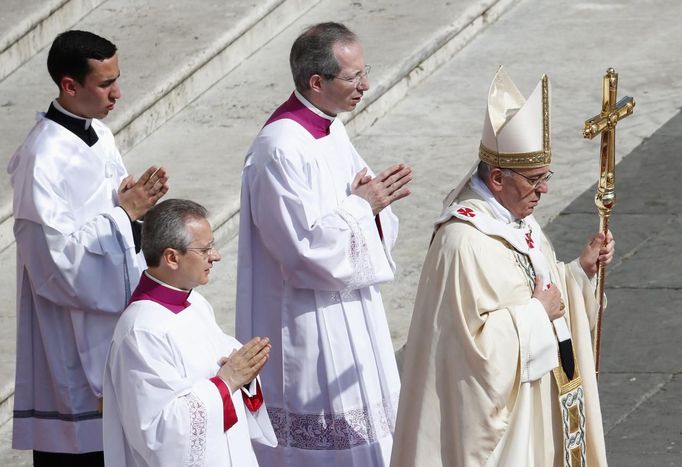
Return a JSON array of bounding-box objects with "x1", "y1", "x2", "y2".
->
[
  {"x1": 293, "y1": 90, "x2": 335, "y2": 121},
  {"x1": 53, "y1": 100, "x2": 93, "y2": 128},
  {"x1": 264, "y1": 91, "x2": 334, "y2": 139},
  {"x1": 129, "y1": 271, "x2": 192, "y2": 314},
  {"x1": 470, "y1": 174, "x2": 517, "y2": 224},
  {"x1": 45, "y1": 100, "x2": 99, "y2": 147}
]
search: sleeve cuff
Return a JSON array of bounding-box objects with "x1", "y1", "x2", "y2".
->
[
  {"x1": 568, "y1": 258, "x2": 603, "y2": 328},
  {"x1": 570, "y1": 258, "x2": 598, "y2": 290},
  {"x1": 241, "y1": 380, "x2": 264, "y2": 413},
  {"x1": 209, "y1": 376, "x2": 238, "y2": 431},
  {"x1": 110, "y1": 206, "x2": 137, "y2": 251},
  {"x1": 520, "y1": 299, "x2": 559, "y2": 382},
  {"x1": 374, "y1": 215, "x2": 384, "y2": 241},
  {"x1": 338, "y1": 195, "x2": 395, "y2": 284},
  {"x1": 242, "y1": 379, "x2": 257, "y2": 397},
  {"x1": 341, "y1": 194, "x2": 374, "y2": 220},
  {"x1": 131, "y1": 220, "x2": 142, "y2": 253}
]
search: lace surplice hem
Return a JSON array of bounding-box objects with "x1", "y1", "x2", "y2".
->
[{"x1": 267, "y1": 394, "x2": 398, "y2": 451}]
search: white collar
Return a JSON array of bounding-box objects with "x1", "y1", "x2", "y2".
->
[
  {"x1": 294, "y1": 90, "x2": 336, "y2": 121},
  {"x1": 144, "y1": 270, "x2": 189, "y2": 292},
  {"x1": 470, "y1": 174, "x2": 517, "y2": 224}
]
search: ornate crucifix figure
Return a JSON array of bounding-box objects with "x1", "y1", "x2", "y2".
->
[{"x1": 583, "y1": 68, "x2": 635, "y2": 379}]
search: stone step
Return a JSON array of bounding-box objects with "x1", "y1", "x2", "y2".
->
[
  {"x1": 0, "y1": 412, "x2": 30, "y2": 465},
  {"x1": 0, "y1": 0, "x2": 318, "y2": 248},
  {"x1": 0, "y1": 0, "x2": 107, "y2": 83}
]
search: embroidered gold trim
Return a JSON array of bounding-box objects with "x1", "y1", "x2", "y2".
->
[
  {"x1": 553, "y1": 341, "x2": 582, "y2": 395},
  {"x1": 569, "y1": 404, "x2": 580, "y2": 433},
  {"x1": 542, "y1": 75, "x2": 550, "y2": 157},
  {"x1": 479, "y1": 143, "x2": 551, "y2": 168},
  {"x1": 553, "y1": 339, "x2": 587, "y2": 467},
  {"x1": 557, "y1": 384, "x2": 587, "y2": 467},
  {"x1": 570, "y1": 446, "x2": 582, "y2": 466}
]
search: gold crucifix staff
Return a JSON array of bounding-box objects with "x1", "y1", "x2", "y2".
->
[{"x1": 583, "y1": 68, "x2": 635, "y2": 380}]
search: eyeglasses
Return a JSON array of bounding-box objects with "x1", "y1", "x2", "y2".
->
[
  {"x1": 508, "y1": 169, "x2": 554, "y2": 189},
  {"x1": 185, "y1": 242, "x2": 218, "y2": 258},
  {"x1": 331, "y1": 65, "x2": 371, "y2": 86}
]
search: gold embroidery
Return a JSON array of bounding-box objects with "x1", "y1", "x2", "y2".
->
[
  {"x1": 570, "y1": 446, "x2": 582, "y2": 466},
  {"x1": 542, "y1": 75, "x2": 550, "y2": 159},
  {"x1": 478, "y1": 143, "x2": 551, "y2": 169},
  {"x1": 569, "y1": 404, "x2": 580, "y2": 434}
]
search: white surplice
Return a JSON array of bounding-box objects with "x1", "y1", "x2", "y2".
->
[
  {"x1": 7, "y1": 106, "x2": 145, "y2": 453},
  {"x1": 236, "y1": 91, "x2": 401, "y2": 467},
  {"x1": 103, "y1": 274, "x2": 276, "y2": 467}
]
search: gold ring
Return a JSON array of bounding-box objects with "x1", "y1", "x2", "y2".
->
[{"x1": 560, "y1": 302, "x2": 565, "y2": 311}]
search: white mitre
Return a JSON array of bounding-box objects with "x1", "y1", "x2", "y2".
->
[{"x1": 479, "y1": 66, "x2": 551, "y2": 168}]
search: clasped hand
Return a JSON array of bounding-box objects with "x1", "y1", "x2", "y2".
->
[
  {"x1": 216, "y1": 337, "x2": 271, "y2": 393},
  {"x1": 118, "y1": 166, "x2": 169, "y2": 220},
  {"x1": 351, "y1": 164, "x2": 413, "y2": 215}
]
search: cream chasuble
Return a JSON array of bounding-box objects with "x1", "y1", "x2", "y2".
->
[
  {"x1": 390, "y1": 178, "x2": 608, "y2": 467},
  {"x1": 237, "y1": 92, "x2": 401, "y2": 467}
]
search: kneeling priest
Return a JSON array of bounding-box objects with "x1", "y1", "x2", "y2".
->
[{"x1": 103, "y1": 199, "x2": 276, "y2": 466}]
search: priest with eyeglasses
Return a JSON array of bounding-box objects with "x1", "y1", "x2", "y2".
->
[
  {"x1": 103, "y1": 199, "x2": 276, "y2": 466},
  {"x1": 237, "y1": 22, "x2": 412, "y2": 467}
]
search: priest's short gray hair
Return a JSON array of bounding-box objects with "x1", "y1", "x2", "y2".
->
[
  {"x1": 290, "y1": 22, "x2": 358, "y2": 93},
  {"x1": 142, "y1": 199, "x2": 208, "y2": 267}
]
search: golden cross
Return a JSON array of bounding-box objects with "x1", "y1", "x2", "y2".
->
[{"x1": 582, "y1": 67, "x2": 635, "y2": 380}]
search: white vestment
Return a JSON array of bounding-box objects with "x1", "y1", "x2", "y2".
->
[
  {"x1": 8, "y1": 105, "x2": 145, "y2": 452},
  {"x1": 103, "y1": 273, "x2": 277, "y2": 467},
  {"x1": 391, "y1": 178, "x2": 608, "y2": 467},
  {"x1": 236, "y1": 91, "x2": 401, "y2": 467}
]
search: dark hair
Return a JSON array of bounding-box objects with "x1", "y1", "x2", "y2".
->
[
  {"x1": 289, "y1": 22, "x2": 358, "y2": 92},
  {"x1": 477, "y1": 161, "x2": 493, "y2": 181},
  {"x1": 47, "y1": 30, "x2": 117, "y2": 86},
  {"x1": 141, "y1": 199, "x2": 208, "y2": 267},
  {"x1": 478, "y1": 160, "x2": 513, "y2": 183}
]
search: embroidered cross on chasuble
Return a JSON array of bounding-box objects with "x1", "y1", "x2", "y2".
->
[{"x1": 456, "y1": 207, "x2": 475, "y2": 217}]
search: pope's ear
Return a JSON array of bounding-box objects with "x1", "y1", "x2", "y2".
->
[
  {"x1": 161, "y1": 248, "x2": 181, "y2": 270},
  {"x1": 489, "y1": 168, "x2": 505, "y2": 193}
]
